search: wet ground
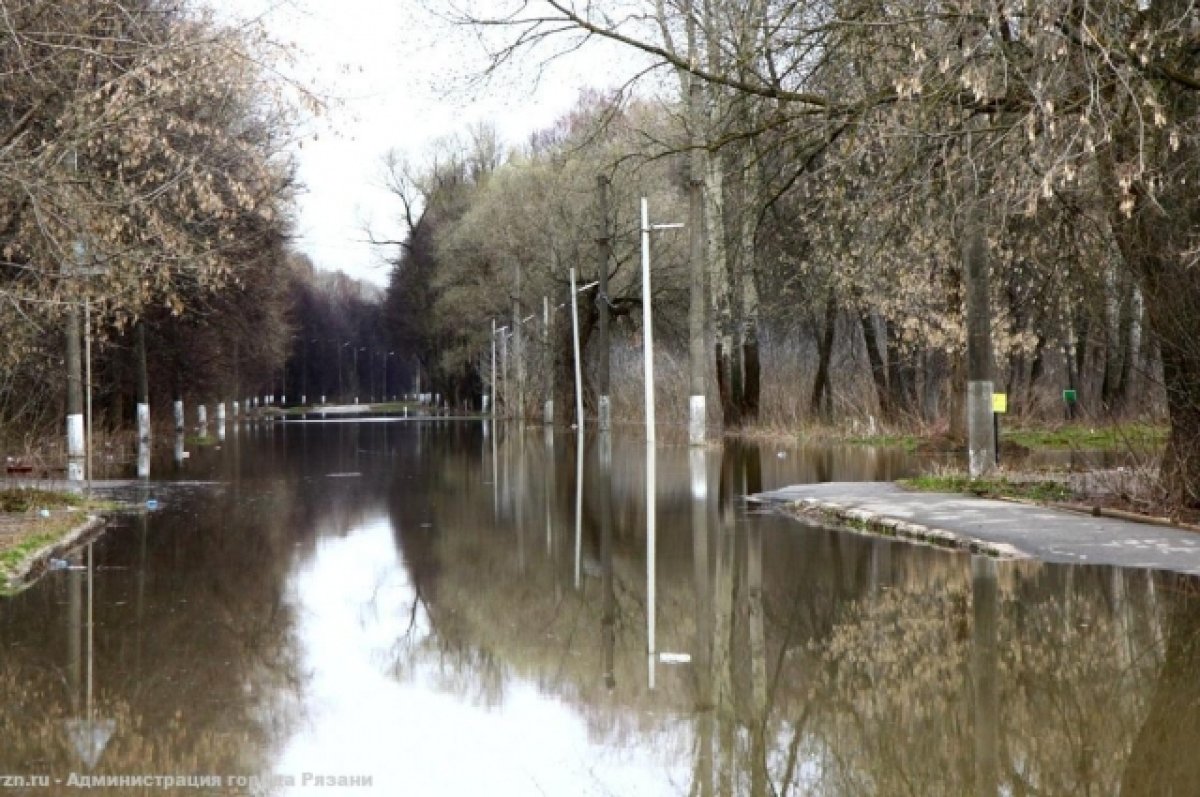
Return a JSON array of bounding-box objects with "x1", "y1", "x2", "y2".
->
[{"x1": 0, "y1": 420, "x2": 1197, "y2": 795}]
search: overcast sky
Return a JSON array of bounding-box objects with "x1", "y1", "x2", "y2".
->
[{"x1": 219, "y1": 0, "x2": 635, "y2": 287}]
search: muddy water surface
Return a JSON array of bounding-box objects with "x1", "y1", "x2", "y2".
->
[{"x1": 0, "y1": 420, "x2": 1195, "y2": 795}]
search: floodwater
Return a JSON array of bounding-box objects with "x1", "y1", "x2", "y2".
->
[{"x1": 1, "y1": 420, "x2": 1197, "y2": 796}]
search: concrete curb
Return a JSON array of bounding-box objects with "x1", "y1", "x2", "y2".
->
[
  {"x1": 3, "y1": 514, "x2": 109, "y2": 595},
  {"x1": 750, "y1": 494, "x2": 1028, "y2": 560}
]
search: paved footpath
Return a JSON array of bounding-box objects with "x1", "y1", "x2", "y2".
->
[{"x1": 751, "y1": 482, "x2": 1200, "y2": 575}]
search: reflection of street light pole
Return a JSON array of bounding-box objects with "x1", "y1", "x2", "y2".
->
[
  {"x1": 65, "y1": 543, "x2": 114, "y2": 770},
  {"x1": 646, "y1": 440, "x2": 657, "y2": 690}
]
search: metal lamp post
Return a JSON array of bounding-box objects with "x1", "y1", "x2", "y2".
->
[{"x1": 639, "y1": 197, "x2": 684, "y2": 443}]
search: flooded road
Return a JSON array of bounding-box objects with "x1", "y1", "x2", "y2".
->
[{"x1": 1, "y1": 420, "x2": 1197, "y2": 795}]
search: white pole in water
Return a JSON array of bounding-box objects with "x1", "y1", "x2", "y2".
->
[
  {"x1": 569, "y1": 267, "x2": 585, "y2": 430},
  {"x1": 646, "y1": 439, "x2": 657, "y2": 689},
  {"x1": 574, "y1": 428, "x2": 584, "y2": 590}
]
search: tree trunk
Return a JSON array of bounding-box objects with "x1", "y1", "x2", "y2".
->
[
  {"x1": 1105, "y1": 91, "x2": 1200, "y2": 505},
  {"x1": 1023, "y1": 332, "x2": 1046, "y2": 420},
  {"x1": 708, "y1": 148, "x2": 737, "y2": 428},
  {"x1": 962, "y1": 199, "x2": 995, "y2": 476},
  {"x1": 860, "y1": 312, "x2": 890, "y2": 421},
  {"x1": 942, "y1": 256, "x2": 966, "y2": 440},
  {"x1": 1156, "y1": 307, "x2": 1200, "y2": 508},
  {"x1": 65, "y1": 305, "x2": 84, "y2": 481},
  {"x1": 1101, "y1": 263, "x2": 1124, "y2": 412},
  {"x1": 735, "y1": 143, "x2": 761, "y2": 423},
  {"x1": 921, "y1": 348, "x2": 945, "y2": 423},
  {"x1": 684, "y1": 6, "x2": 709, "y2": 445},
  {"x1": 1120, "y1": 574, "x2": 1200, "y2": 792},
  {"x1": 885, "y1": 318, "x2": 916, "y2": 420},
  {"x1": 811, "y1": 290, "x2": 838, "y2": 419}
]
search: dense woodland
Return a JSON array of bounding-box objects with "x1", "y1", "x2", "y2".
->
[
  {"x1": 0, "y1": 0, "x2": 412, "y2": 454},
  {"x1": 0, "y1": 0, "x2": 300, "y2": 441},
  {"x1": 0, "y1": 0, "x2": 1198, "y2": 505},
  {"x1": 384, "y1": 0, "x2": 1200, "y2": 505}
]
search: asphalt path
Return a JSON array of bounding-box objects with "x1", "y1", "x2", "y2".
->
[{"x1": 752, "y1": 481, "x2": 1200, "y2": 575}]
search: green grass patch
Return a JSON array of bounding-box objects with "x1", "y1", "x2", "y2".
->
[
  {"x1": 368, "y1": 401, "x2": 421, "y2": 412},
  {"x1": 0, "y1": 488, "x2": 82, "y2": 513},
  {"x1": 0, "y1": 531, "x2": 58, "y2": 571},
  {"x1": 846, "y1": 434, "x2": 922, "y2": 451},
  {"x1": 1002, "y1": 423, "x2": 1166, "y2": 450},
  {"x1": 900, "y1": 473, "x2": 1074, "y2": 502}
]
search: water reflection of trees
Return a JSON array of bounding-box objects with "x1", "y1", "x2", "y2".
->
[
  {"x1": 381, "y1": 423, "x2": 1200, "y2": 795},
  {"x1": 0, "y1": 422, "x2": 410, "y2": 787},
  {"x1": 768, "y1": 562, "x2": 1182, "y2": 795}
]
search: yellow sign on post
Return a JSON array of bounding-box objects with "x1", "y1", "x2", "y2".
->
[{"x1": 992, "y1": 393, "x2": 1008, "y2": 414}]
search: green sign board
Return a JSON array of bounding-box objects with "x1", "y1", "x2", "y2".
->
[{"x1": 1063, "y1": 389, "x2": 1078, "y2": 403}]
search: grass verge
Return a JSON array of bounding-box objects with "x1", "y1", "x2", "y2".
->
[
  {"x1": 0, "y1": 487, "x2": 83, "y2": 512},
  {"x1": 1001, "y1": 423, "x2": 1166, "y2": 450},
  {"x1": 899, "y1": 473, "x2": 1075, "y2": 502},
  {"x1": 0, "y1": 488, "x2": 109, "y2": 596},
  {"x1": 846, "y1": 434, "x2": 923, "y2": 451}
]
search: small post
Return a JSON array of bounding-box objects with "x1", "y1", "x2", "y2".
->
[
  {"x1": 569, "y1": 268, "x2": 585, "y2": 430},
  {"x1": 994, "y1": 413, "x2": 999, "y2": 465},
  {"x1": 991, "y1": 392, "x2": 1007, "y2": 466}
]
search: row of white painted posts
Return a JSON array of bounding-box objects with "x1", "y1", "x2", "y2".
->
[{"x1": 67, "y1": 380, "x2": 290, "y2": 482}]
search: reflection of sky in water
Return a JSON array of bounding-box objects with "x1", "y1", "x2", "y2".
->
[
  {"x1": 274, "y1": 517, "x2": 687, "y2": 796},
  {"x1": 4, "y1": 423, "x2": 1194, "y2": 795}
]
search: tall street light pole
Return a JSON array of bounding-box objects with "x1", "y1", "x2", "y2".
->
[{"x1": 640, "y1": 197, "x2": 684, "y2": 444}]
